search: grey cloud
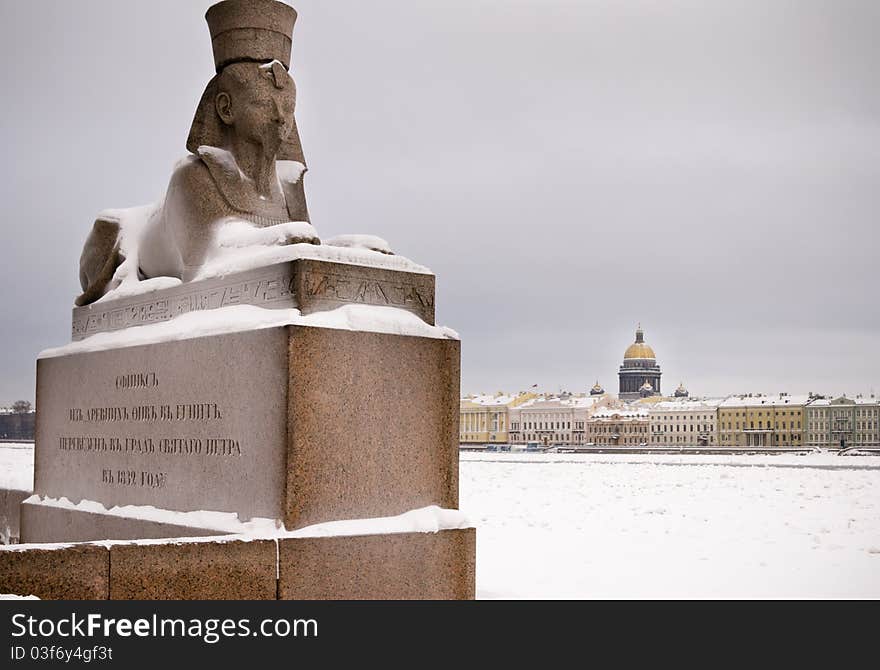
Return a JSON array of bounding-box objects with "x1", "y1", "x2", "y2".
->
[{"x1": 0, "y1": 0, "x2": 877, "y2": 403}]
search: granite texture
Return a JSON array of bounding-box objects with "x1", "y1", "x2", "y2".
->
[
  {"x1": 0, "y1": 543, "x2": 109, "y2": 600},
  {"x1": 109, "y1": 538, "x2": 276, "y2": 600},
  {"x1": 285, "y1": 326, "x2": 460, "y2": 529},
  {"x1": 278, "y1": 528, "x2": 476, "y2": 600},
  {"x1": 292, "y1": 258, "x2": 435, "y2": 325},
  {"x1": 2, "y1": 528, "x2": 474, "y2": 600},
  {"x1": 20, "y1": 500, "x2": 230, "y2": 544},
  {"x1": 206, "y1": 0, "x2": 297, "y2": 70}
]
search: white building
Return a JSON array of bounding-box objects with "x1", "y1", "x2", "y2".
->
[
  {"x1": 648, "y1": 398, "x2": 723, "y2": 446},
  {"x1": 805, "y1": 395, "x2": 880, "y2": 448},
  {"x1": 509, "y1": 394, "x2": 613, "y2": 447},
  {"x1": 586, "y1": 407, "x2": 650, "y2": 446}
]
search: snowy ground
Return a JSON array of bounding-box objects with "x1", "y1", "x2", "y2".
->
[
  {"x1": 461, "y1": 452, "x2": 880, "y2": 599},
  {"x1": 0, "y1": 443, "x2": 33, "y2": 491},
  {"x1": 3, "y1": 444, "x2": 878, "y2": 598}
]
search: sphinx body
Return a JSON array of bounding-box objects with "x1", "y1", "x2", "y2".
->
[
  {"x1": 138, "y1": 145, "x2": 312, "y2": 281},
  {"x1": 76, "y1": 53, "x2": 320, "y2": 306}
]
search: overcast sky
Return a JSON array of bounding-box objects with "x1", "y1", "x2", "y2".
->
[{"x1": 1, "y1": 0, "x2": 878, "y2": 404}]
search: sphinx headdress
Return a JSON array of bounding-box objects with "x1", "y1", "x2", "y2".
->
[{"x1": 186, "y1": 0, "x2": 306, "y2": 164}]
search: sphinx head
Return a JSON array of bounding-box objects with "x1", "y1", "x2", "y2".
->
[
  {"x1": 214, "y1": 60, "x2": 296, "y2": 156},
  {"x1": 188, "y1": 63, "x2": 305, "y2": 164}
]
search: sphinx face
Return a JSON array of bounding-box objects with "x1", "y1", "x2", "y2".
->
[{"x1": 217, "y1": 61, "x2": 297, "y2": 155}]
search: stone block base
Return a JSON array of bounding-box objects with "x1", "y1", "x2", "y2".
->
[
  {"x1": 1, "y1": 528, "x2": 475, "y2": 600},
  {"x1": 109, "y1": 538, "x2": 277, "y2": 600},
  {"x1": 0, "y1": 543, "x2": 109, "y2": 600},
  {"x1": 279, "y1": 528, "x2": 476, "y2": 600}
]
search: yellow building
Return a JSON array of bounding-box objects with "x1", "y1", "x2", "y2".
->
[
  {"x1": 459, "y1": 392, "x2": 536, "y2": 446},
  {"x1": 717, "y1": 394, "x2": 808, "y2": 447}
]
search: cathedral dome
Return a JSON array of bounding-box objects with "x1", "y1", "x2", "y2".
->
[
  {"x1": 590, "y1": 381, "x2": 604, "y2": 396},
  {"x1": 619, "y1": 324, "x2": 661, "y2": 400},
  {"x1": 623, "y1": 326, "x2": 655, "y2": 360}
]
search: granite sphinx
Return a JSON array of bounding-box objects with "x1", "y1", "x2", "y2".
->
[{"x1": 77, "y1": 0, "x2": 386, "y2": 306}]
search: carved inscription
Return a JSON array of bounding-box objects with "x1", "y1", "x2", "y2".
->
[
  {"x1": 57, "y1": 371, "x2": 242, "y2": 493},
  {"x1": 68, "y1": 403, "x2": 222, "y2": 423},
  {"x1": 102, "y1": 469, "x2": 167, "y2": 489},
  {"x1": 300, "y1": 270, "x2": 434, "y2": 315},
  {"x1": 115, "y1": 372, "x2": 159, "y2": 389},
  {"x1": 37, "y1": 326, "x2": 288, "y2": 522},
  {"x1": 71, "y1": 270, "x2": 296, "y2": 339}
]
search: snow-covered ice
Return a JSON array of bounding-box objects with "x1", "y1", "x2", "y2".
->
[
  {"x1": 0, "y1": 443, "x2": 33, "y2": 491},
  {"x1": 460, "y1": 451, "x2": 880, "y2": 599}
]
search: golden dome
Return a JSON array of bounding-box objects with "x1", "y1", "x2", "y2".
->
[
  {"x1": 624, "y1": 342, "x2": 656, "y2": 360},
  {"x1": 623, "y1": 325, "x2": 655, "y2": 360}
]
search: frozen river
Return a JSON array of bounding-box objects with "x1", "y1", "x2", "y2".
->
[{"x1": 461, "y1": 451, "x2": 880, "y2": 598}]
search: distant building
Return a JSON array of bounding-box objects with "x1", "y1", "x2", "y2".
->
[
  {"x1": 509, "y1": 394, "x2": 613, "y2": 447},
  {"x1": 673, "y1": 382, "x2": 689, "y2": 398},
  {"x1": 648, "y1": 398, "x2": 722, "y2": 446},
  {"x1": 459, "y1": 392, "x2": 536, "y2": 446},
  {"x1": 0, "y1": 408, "x2": 35, "y2": 440},
  {"x1": 586, "y1": 407, "x2": 650, "y2": 446},
  {"x1": 590, "y1": 381, "x2": 605, "y2": 396},
  {"x1": 805, "y1": 395, "x2": 880, "y2": 449},
  {"x1": 619, "y1": 325, "x2": 661, "y2": 401},
  {"x1": 717, "y1": 393, "x2": 809, "y2": 447}
]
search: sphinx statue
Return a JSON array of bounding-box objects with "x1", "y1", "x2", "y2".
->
[{"x1": 76, "y1": 0, "x2": 387, "y2": 306}]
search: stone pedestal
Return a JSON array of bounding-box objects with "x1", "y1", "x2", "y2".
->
[
  {"x1": 17, "y1": 258, "x2": 473, "y2": 600},
  {"x1": 26, "y1": 323, "x2": 459, "y2": 543}
]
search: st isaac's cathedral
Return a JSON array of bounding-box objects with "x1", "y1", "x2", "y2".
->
[{"x1": 618, "y1": 325, "x2": 662, "y2": 401}]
